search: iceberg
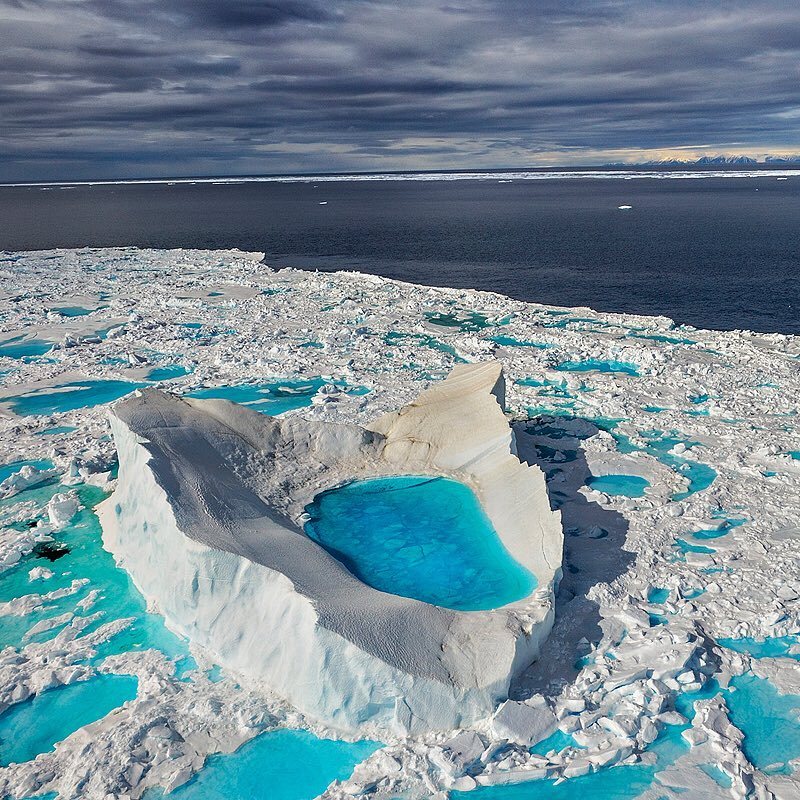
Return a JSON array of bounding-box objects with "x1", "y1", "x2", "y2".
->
[{"x1": 99, "y1": 362, "x2": 563, "y2": 735}]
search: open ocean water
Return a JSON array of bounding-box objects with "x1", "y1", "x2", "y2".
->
[{"x1": 1, "y1": 170, "x2": 799, "y2": 334}]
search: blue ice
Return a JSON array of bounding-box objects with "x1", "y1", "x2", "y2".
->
[{"x1": 304, "y1": 476, "x2": 536, "y2": 611}]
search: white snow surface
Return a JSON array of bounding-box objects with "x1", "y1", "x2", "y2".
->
[
  {"x1": 0, "y1": 247, "x2": 798, "y2": 800},
  {"x1": 4, "y1": 168, "x2": 800, "y2": 188}
]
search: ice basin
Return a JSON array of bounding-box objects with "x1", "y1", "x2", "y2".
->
[{"x1": 305, "y1": 476, "x2": 536, "y2": 611}]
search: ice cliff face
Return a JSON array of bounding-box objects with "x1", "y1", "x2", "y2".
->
[{"x1": 99, "y1": 362, "x2": 563, "y2": 735}]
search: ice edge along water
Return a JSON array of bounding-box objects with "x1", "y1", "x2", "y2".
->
[
  {"x1": 0, "y1": 247, "x2": 798, "y2": 800},
  {"x1": 3, "y1": 167, "x2": 800, "y2": 187}
]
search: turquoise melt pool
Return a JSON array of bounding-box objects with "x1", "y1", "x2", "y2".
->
[
  {"x1": 52, "y1": 305, "x2": 93, "y2": 317},
  {"x1": 0, "y1": 336, "x2": 52, "y2": 359},
  {"x1": 188, "y1": 378, "x2": 367, "y2": 415},
  {"x1": 0, "y1": 674, "x2": 138, "y2": 766},
  {"x1": 556, "y1": 359, "x2": 640, "y2": 377},
  {"x1": 0, "y1": 459, "x2": 53, "y2": 483},
  {"x1": 424, "y1": 310, "x2": 491, "y2": 331},
  {"x1": 726, "y1": 674, "x2": 800, "y2": 771},
  {"x1": 5, "y1": 380, "x2": 146, "y2": 416},
  {"x1": 586, "y1": 474, "x2": 650, "y2": 497},
  {"x1": 146, "y1": 364, "x2": 191, "y2": 381},
  {"x1": 304, "y1": 475, "x2": 536, "y2": 611},
  {"x1": 144, "y1": 730, "x2": 381, "y2": 800}
]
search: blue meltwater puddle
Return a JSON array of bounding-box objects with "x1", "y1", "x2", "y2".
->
[
  {"x1": 146, "y1": 364, "x2": 191, "y2": 382},
  {"x1": 0, "y1": 674, "x2": 137, "y2": 766},
  {"x1": 188, "y1": 378, "x2": 367, "y2": 415},
  {"x1": 144, "y1": 730, "x2": 381, "y2": 800},
  {"x1": 0, "y1": 459, "x2": 53, "y2": 483},
  {"x1": 726, "y1": 674, "x2": 800, "y2": 772},
  {"x1": 424, "y1": 310, "x2": 491, "y2": 331},
  {"x1": 489, "y1": 335, "x2": 553, "y2": 349},
  {"x1": 719, "y1": 635, "x2": 800, "y2": 661},
  {"x1": 0, "y1": 480, "x2": 382, "y2": 795},
  {"x1": 555, "y1": 359, "x2": 640, "y2": 377},
  {"x1": 5, "y1": 379, "x2": 146, "y2": 416},
  {"x1": 304, "y1": 476, "x2": 536, "y2": 611},
  {"x1": 586, "y1": 474, "x2": 650, "y2": 497},
  {"x1": 456, "y1": 682, "x2": 741, "y2": 800},
  {"x1": 0, "y1": 483, "x2": 190, "y2": 657},
  {"x1": 0, "y1": 336, "x2": 53, "y2": 360},
  {"x1": 454, "y1": 724, "x2": 689, "y2": 800},
  {"x1": 51, "y1": 305, "x2": 94, "y2": 317}
]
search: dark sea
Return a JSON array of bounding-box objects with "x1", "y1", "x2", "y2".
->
[{"x1": 2, "y1": 172, "x2": 799, "y2": 334}]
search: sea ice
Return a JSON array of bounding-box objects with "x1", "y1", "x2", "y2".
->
[{"x1": 0, "y1": 247, "x2": 797, "y2": 799}]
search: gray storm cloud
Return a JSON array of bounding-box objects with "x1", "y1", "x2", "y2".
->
[{"x1": 2, "y1": 0, "x2": 799, "y2": 180}]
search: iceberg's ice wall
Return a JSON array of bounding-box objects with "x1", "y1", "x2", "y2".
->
[{"x1": 99, "y1": 363, "x2": 562, "y2": 735}]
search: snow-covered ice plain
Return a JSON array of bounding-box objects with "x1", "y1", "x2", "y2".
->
[
  {"x1": 4, "y1": 168, "x2": 800, "y2": 187},
  {"x1": 0, "y1": 247, "x2": 798, "y2": 799}
]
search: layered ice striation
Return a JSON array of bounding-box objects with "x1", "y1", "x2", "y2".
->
[{"x1": 99, "y1": 362, "x2": 563, "y2": 735}]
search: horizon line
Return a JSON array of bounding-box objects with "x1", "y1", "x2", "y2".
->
[{"x1": 4, "y1": 163, "x2": 800, "y2": 188}]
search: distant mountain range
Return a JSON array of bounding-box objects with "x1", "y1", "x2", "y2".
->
[{"x1": 605, "y1": 155, "x2": 800, "y2": 167}]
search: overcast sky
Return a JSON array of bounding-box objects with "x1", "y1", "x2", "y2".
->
[{"x1": 2, "y1": 0, "x2": 800, "y2": 181}]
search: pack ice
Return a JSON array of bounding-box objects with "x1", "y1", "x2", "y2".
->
[{"x1": 1, "y1": 247, "x2": 799, "y2": 800}]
